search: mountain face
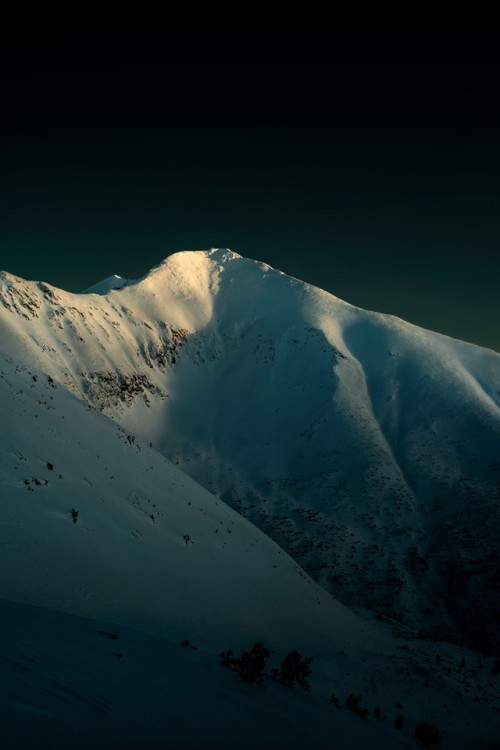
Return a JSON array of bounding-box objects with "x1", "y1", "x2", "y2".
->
[{"x1": 1, "y1": 249, "x2": 499, "y2": 658}]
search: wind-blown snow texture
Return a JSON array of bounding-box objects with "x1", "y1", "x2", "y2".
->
[{"x1": 1, "y1": 249, "x2": 499, "y2": 657}]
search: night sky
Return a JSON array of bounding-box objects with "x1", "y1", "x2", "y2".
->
[{"x1": 1, "y1": 27, "x2": 498, "y2": 351}]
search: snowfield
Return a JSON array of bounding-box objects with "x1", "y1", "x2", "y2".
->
[{"x1": 1, "y1": 249, "x2": 499, "y2": 748}]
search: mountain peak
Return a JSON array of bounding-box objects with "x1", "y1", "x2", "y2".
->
[
  {"x1": 146, "y1": 248, "x2": 244, "y2": 279},
  {"x1": 83, "y1": 250, "x2": 244, "y2": 297}
]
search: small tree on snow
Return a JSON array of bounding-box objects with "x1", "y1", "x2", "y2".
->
[
  {"x1": 220, "y1": 641, "x2": 270, "y2": 689},
  {"x1": 271, "y1": 650, "x2": 313, "y2": 691},
  {"x1": 415, "y1": 721, "x2": 441, "y2": 747}
]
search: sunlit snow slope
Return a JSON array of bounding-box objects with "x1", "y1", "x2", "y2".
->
[{"x1": 1, "y1": 248, "x2": 499, "y2": 654}]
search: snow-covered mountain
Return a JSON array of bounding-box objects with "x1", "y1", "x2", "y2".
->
[
  {"x1": 1, "y1": 248, "x2": 500, "y2": 747},
  {"x1": 1, "y1": 249, "x2": 498, "y2": 657}
]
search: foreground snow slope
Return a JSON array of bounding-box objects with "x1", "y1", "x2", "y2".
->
[
  {"x1": 0, "y1": 249, "x2": 499, "y2": 655},
  {"x1": 5, "y1": 599, "x2": 498, "y2": 750}
]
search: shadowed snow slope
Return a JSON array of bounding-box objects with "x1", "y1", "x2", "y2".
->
[
  {"x1": 5, "y1": 599, "x2": 499, "y2": 750},
  {"x1": 1, "y1": 249, "x2": 499, "y2": 658},
  {"x1": 0, "y1": 349, "x2": 361, "y2": 652}
]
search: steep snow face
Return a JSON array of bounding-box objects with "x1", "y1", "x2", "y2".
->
[{"x1": 1, "y1": 250, "x2": 499, "y2": 655}]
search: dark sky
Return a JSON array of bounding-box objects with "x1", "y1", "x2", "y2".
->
[{"x1": 0, "y1": 27, "x2": 498, "y2": 351}]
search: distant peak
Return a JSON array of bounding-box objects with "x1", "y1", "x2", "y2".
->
[{"x1": 83, "y1": 275, "x2": 131, "y2": 295}]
